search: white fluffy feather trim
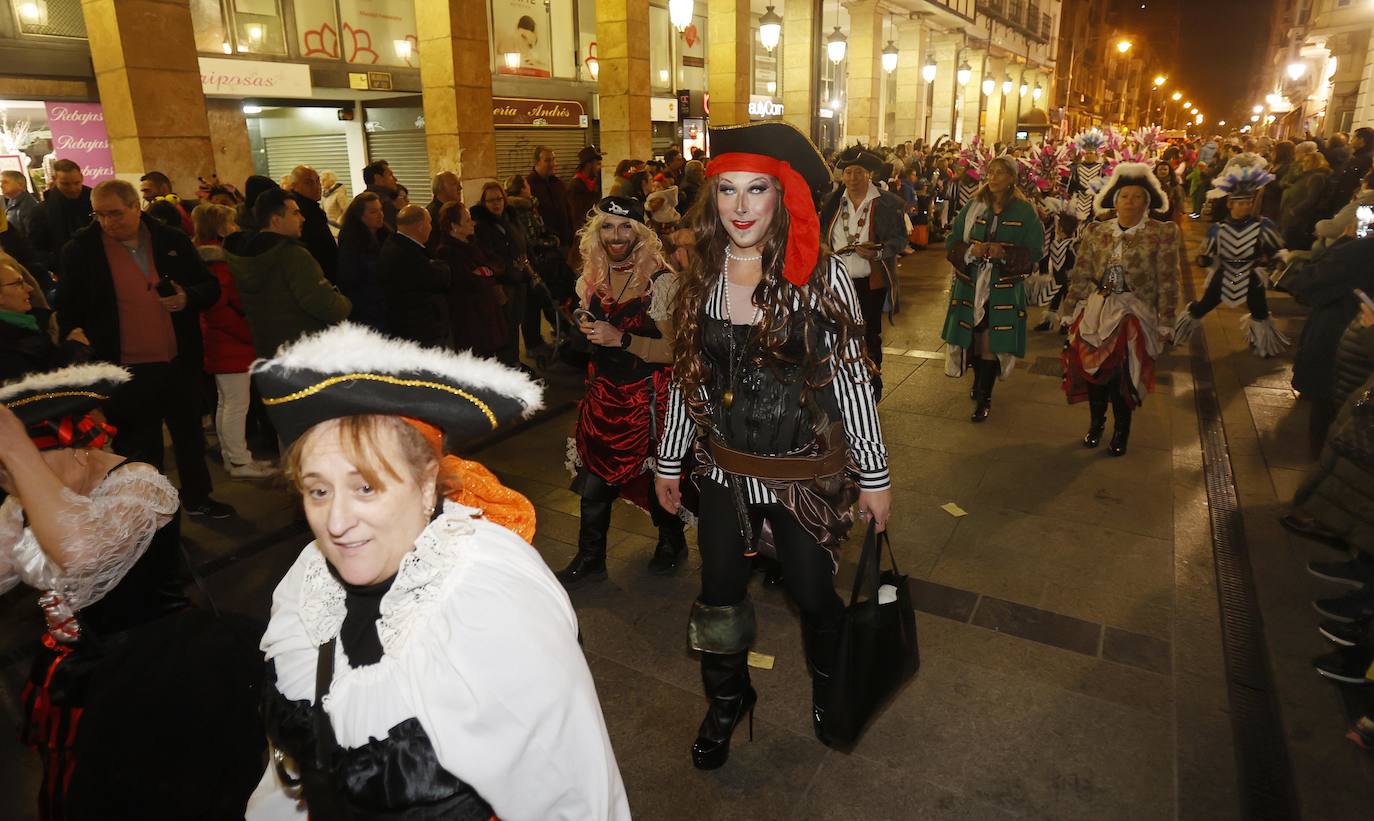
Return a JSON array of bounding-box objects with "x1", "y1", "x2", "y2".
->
[
  {"x1": 1173, "y1": 311, "x2": 1200, "y2": 346},
  {"x1": 0, "y1": 362, "x2": 132, "y2": 402},
  {"x1": 252, "y1": 322, "x2": 544, "y2": 415},
  {"x1": 1244, "y1": 315, "x2": 1290, "y2": 358}
]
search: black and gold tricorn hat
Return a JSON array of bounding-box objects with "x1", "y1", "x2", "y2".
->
[
  {"x1": 251, "y1": 323, "x2": 545, "y2": 447},
  {"x1": 0, "y1": 363, "x2": 130, "y2": 450}
]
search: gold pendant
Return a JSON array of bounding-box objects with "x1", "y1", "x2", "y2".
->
[{"x1": 723, "y1": 390, "x2": 735, "y2": 409}]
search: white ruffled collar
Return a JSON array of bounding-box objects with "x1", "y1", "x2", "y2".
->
[{"x1": 297, "y1": 500, "x2": 480, "y2": 656}]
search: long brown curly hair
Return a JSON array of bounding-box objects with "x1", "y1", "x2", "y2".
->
[{"x1": 670, "y1": 175, "x2": 872, "y2": 427}]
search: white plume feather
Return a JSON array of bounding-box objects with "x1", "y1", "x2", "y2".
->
[{"x1": 0, "y1": 363, "x2": 132, "y2": 403}]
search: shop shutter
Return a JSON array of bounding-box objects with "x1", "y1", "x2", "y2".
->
[
  {"x1": 494, "y1": 129, "x2": 589, "y2": 184},
  {"x1": 264, "y1": 134, "x2": 352, "y2": 192},
  {"x1": 365, "y1": 131, "x2": 432, "y2": 203}
]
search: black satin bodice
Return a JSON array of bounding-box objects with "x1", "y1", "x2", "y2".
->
[
  {"x1": 588, "y1": 273, "x2": 666, "y2": 385},
  {"x1": 264, "y1": 661, "x2": 494, "y2": 821},
  {"x1": 701, "y1": 314, "x2": 840, "y2": 456}
]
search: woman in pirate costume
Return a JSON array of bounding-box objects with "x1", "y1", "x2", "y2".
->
[
  {"x1": 1173, "y1": 154, "x2": 1289, "y2": 357},
  {"x1": 0, "y1": 363, "x2": 264, "y2": 820},
  {"x1": 558, "y1": 196, "x2": 686, "y2": 586},
  {"x1": 941, "y1": 155, "x2": 1046, "y2": 422},
  {"x1": 246, "y1": 323, "x2": 630, "y2": 820},
  {"x1": 654, "y1": 122, "x2": 891, "y2": 769},
  {"x1": 1068, "y1": 130, "x2": 1110, "y2": 224},
  {"x1": 1060, "y1": 164, "x2": 1181, "y2": 457}
]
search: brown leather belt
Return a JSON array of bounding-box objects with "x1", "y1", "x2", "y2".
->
[{"x1": 707, "y1": 422, "x2": 849, "y2": 481}]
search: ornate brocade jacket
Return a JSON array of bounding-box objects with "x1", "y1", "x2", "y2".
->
[{"x1": 1061, "y1": 218, "x2": 1181, "y2": 330}]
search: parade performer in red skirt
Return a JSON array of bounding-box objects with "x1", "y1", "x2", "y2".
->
[
  {"x1": 1060, "y1": 163, "x2": 1181, "y2": 457},
  {"x1": 559, "y1": 196, "x2": 687, "y2": 586}
]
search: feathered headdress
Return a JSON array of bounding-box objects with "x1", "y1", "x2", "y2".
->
[
  {"x1": 1074, "y1": 129, "x2": 1109, "y2": 153},
  {"x1": 1041, "y1": 197, "x2": 1074, "y2": 216},
  {"x1": 1019, "y1": 143, "x2": 1072, "y2": 193},
  {"x1": 1206, "y1": 153, "x2": 1275, "y2": 200},
  {"x1": 1131, "y1": 126, "x2": 1162, "y2": 158},
  {"x1": 957, "y1": 134, "x2": 996, "y2": 181}
]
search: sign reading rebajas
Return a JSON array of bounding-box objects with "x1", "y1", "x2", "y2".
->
[{"x1": 45, "y1": 103, "x2": 115, "y2": 185}]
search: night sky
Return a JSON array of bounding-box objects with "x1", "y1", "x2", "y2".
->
[{"x1": 1115, "y1": 0, "x2": 1275, "y2": 125}]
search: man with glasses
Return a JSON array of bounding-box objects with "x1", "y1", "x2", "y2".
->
[{"x1": 56, "y1": 179, "x2": 233, "y2": 518}]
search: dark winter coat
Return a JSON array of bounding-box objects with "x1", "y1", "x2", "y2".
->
[
  {"x1": 335, "y1": 225, "x2": 391, "y2": 334},
  {"x1": 434, "y1": 235, "x2": 508, "y2": 357},
  {"x1": 291, "y1": 193, "x2": 339, "y2": 283},
  {"x1": 0, "y1": 307, "x2": 57, "y2": 381},
  {"x1": 226, "y1": 230, "x2": 351, "y2": 358},
  {"x1": 31, "y1": 185, "x2": 93, "y2": 273},
  {"x1": 1321, "y1": 146, "x2": 1374, "y2": 220},
  {"x1": 379, "y1": 232, "x2": 451, "y2": 348},
  {"x1": 1292, "y1": 369, "x2": 1374, "y2": 546},
  {"x1": 4, "y1": 190, "x2": 39, "y2": 236},
  {"x1": 1289, "y1": 236, "x2": 1374, "y2": 400},
  {"x1": 1279, "y1": 167, "x2": 1332, "y2": 251},
  {"x1": 527, "y1": 172, "x2": 571, "y2": 248},
  {"x1": 57, "y1": 216, "x2": 219, "y2": 367},
  {"x1": 1334, "y1": 317, "x2": 1374, "y2": 409},
  {"x1": 470, "y1": 204, "x2": 529, "y2": 287}
]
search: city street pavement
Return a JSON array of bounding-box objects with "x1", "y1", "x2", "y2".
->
[{"x1": 1, "y1": 222, "x2": 1372, "y2": 819}]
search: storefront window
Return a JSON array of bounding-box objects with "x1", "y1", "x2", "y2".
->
[
  {"x1": 338, "y1": 0, "x2": 418, "y2": 67},
  {"x1": 577, "y1": 0, "x2": 597, "y2": 81},
  {"x1": 294, "y1": 0, "x2": 341, "y2": 60},
  {"x1": 752, "y1": 30, "x2": 777, "y2": 97},
  {"x1": 189, "y1": 0, "x2": 230, "y2": 53},
  {"x1": 14, "y1": 0, "x2": 87, "y2": 38},
  {"x1": 489, "y1": 0, "x2": 582, "y2": 79},
  {"x1": 649, "y1": 5, "x2": 672, "y2": 93}
]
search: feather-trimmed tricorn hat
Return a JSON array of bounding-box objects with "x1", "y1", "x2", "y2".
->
[
  {"x1": 0, "y1": 363, "x2": 130, "y2": 450},
  {"x1": 705, "y1": 121, "x2": 832, "y2": 287},
  {"x1": 251, "y1": 323, "x2": 544, "y2": 447},
  {"x1": 1093, "y1": 162, "x2": 1169, "y2": 214},
  {"x1": 595, "y1": 195, "x2": 645, "y2": 223}
]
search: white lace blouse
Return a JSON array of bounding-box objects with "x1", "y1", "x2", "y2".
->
[
  {"x1": 247, "y1": 500, "x2": 631, "y2": 821},
  {"x1": 0, "y1": 463, "x2": 179, "y2": 635}
]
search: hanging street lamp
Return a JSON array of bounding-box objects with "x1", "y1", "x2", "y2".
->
[{"x1": 759, "y1": 5, "x2": 782, "y2": 53}]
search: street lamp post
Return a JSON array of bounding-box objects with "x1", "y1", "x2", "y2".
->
[{"x1": 1062, "y1": 34, "x2": 1132, "y2": 137}]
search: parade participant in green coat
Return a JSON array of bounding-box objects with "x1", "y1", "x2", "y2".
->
[{"x1": 941, "y1": 155, "x2": 1045, "y2": 422}]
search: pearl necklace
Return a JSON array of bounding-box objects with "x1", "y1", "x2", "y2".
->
[{"x1": 724, "y1": 246, "x2": 762, "y2": 262}]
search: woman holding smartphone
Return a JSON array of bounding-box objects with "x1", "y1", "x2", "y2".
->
[{"x1": 941, "y1": 155, "x2": 1045, "y2": 422}]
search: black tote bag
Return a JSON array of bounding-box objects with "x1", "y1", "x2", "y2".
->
[{"x1": 826, "y1": 523, "x2": 921, "y2": 746}]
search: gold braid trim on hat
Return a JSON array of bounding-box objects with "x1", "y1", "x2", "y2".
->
[
  {"x1": 262, "y1": 374, "x2": 498, "y2": 429},
  {"x1": 4, "y1": 391, "x2": 109, "y2": 409}
]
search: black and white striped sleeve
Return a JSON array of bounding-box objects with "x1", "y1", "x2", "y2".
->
[
  {"x1": 824, "y1": 258, "x2": 890, "y2": 491},
  {"x1": 656, "y1": 383, "x2": 699, "y2": 479}
]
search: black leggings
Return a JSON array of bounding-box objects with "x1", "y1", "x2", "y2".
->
[
  {"x1": 697, "y1": 479, "x2": 844, "y2": 622},
  {"x1": 1191, "y1": 271, "x2": 1270, "y2": 320}
]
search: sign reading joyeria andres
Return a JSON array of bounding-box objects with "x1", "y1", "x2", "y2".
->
[
  {"x1": 492, "y1": 97, "x2": 588, "y2": 128},
  {"x1": 44, "y1": 103, "x2": 116, "y2": 185}
]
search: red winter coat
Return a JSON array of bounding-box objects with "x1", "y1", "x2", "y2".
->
[{"x1": 197, "y1": 241, "x2": 256, "y2": 373}]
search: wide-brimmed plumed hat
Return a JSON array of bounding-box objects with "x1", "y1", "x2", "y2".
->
[
  {"x1": 705, "y1": 121, "x2": 833, "y2": 286},
  {"x1": 1093, "y1": 162, "x2": 1169, "y2": 214},
  {"x1": 1205, "y1": 153, "x2": 1276, "y2": 201},
  {"x1": 251, "y1": 323, "x2": 544, "y2": 447},
  {"x1": 0, "y1": 363, "x2": 129, "y2": 450}
]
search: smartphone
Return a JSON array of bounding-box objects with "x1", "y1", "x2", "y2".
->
[
  {"x1": 1357, "y1": 205, "x2": 1374, "y2": 239},
  {"x1": 1355, "y1": 288, "x2": 1374, "y2": 312},
  {"x1": 154, "y1": 277, "x2": 178, "y2": 298}
]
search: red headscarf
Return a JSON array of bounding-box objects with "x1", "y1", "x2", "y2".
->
[{"x1": 705, "y1": 152, "x2": 820, "y2": 287}]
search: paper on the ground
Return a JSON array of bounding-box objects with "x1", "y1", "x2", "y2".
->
[
  {"x1": 941, "y1": 502, "x2": 969, "y2": 518},
  {"x1": 747, "y1": 651, "x2": 775, "y2": 670}
]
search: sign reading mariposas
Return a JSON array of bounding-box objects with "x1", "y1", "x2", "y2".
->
[
  {"x1": 492, "y1": 97, "x2": 586, "y2": 128},
  {"x1": 45, "y1": 102, "x2": 115, "y2": 184},
  {"x1": 199, "y1": 57, "x2": 313, "y2": 98}
]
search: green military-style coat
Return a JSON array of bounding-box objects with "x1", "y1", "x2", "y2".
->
[{"x1": 940, "y1": 197, "x2": 1045, "y2": 358}]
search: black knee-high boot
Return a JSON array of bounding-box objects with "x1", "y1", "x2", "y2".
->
[
  {"x1": 647, "y1": 494, "x2": 687, "y2": 575},
  {"x1": 688, "y1": 599, "x2": 757, "y2": 770},
  {"x1": 1084, "y1": 383, "x2": 1109, "y2": 448},
  {"x1": 1108, "y1": 386, "x2": 1133, "y2": 457},
  {"x1": 557, "y1": 495, "x2": 613, "y2": 587},
  {"x1": 802, "y1": 615, "x2": 842, "y2": 747},
  {"x1": 971, "y1": 359, "x2": 996, "y2": 423}
]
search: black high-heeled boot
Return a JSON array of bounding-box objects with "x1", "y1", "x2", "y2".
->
[
  {"x1": 802, "y1": 616, "x2": 842, "y2": 747},
  {"x1": 556, "y1": 496, "x2": 612, "y2": 588},
  {"x1": 970, "y1": 359, "x2": 995, "y2": 423},
  {"x1": 1083, "y1": 383, "x2": 1108, "y2": 448},
  {"x1": 647, "y1": 496, "x2": 687, "y2": 575},
  {"x1": 691, "y1": 650, "x2": 756, "y2": 770},
  {"x1": 1108, "y1": 389, "x2": 1133, "y2": 457}
]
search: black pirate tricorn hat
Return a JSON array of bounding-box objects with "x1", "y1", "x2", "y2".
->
[
  {"x1": 0, "y1": 363, "x2": 130, "y2": 450},
  {"x1": 595, "y1": 196, "x2": 645, "y2": 223},
  {"x1": 251, "y1": 323, "x2": 544, "y2": 447},
  {"x1": 835, "y1": 148, "x2": 890, "y2": 176},
  {"x1": 708, "y1": 121, "x2": 833, "y2": 198},
  {"x1": 1093, "y1": 162, "x2": 1169, "y2": 215}
]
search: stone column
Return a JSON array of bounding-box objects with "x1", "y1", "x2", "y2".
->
[
  {"x1": 596, "y1": 0, "x2": 653, "y2": 191},
  {"x1": 707, "y1": 0, "x2": 751, "y2": 126},
  {"x1": 205, "y1": 99, "x2": 254, "y2": 189},
  {"x1": 782, "y1": 0, "x2": 817, "y2": 138},
  {"x1": 843, "y1": 0, "x2": 884, "y2": 146},
  {"x1": 891, "y1": 17, "x2": 926, "y2": 144},
  {"x1": 80, "y1": 0, "x2": 215, "y2": 195},
  {"x1": 415, "y1": 0, "x2": 498, "y2": 186}
]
